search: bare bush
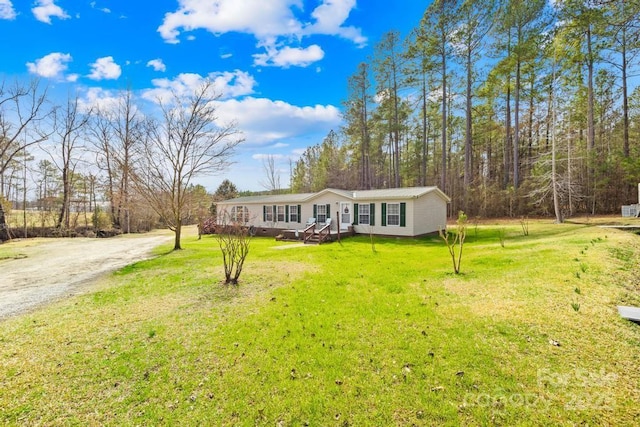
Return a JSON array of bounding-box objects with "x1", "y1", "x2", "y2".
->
[
  {"x1": 216, "y1": 217, "x2": 252, "y2": 285},
  {"x1": 439, "y1": 211, "x2": 468, "y2": 274}
]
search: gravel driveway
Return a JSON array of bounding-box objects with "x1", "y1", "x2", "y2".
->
[{"x1": 0, "y1": 231, "x2": 174, "y2": 320}]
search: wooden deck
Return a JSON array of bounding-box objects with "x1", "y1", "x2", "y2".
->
[{"x1": 278, "y1": 227, "x2": 353, "y2": 244}]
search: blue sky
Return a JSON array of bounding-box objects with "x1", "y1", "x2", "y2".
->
[{"x1": 0, "y1": 0, "x2": 427, "y2": 192}]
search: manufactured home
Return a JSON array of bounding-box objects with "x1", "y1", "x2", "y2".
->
[{"x1": 216, "y1": 187, "x2": 450, "y2": 240}]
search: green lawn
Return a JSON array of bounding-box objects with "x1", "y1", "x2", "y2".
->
[{"x1": 1, "y1": 221, "x2": 639, "y2": 426}]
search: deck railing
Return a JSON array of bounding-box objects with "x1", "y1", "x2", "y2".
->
[
  {"x1": 316, "y1": 222, "x2": 331, "y2": 243},
  {"x1": 303, "y1": 222, "x2": 316, "y2": 243}
]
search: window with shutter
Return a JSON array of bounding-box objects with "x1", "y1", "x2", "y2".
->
[
  {"x1": 316, "y1": 204, "x2": 327, "y2": 223},
  {"x1": 358, "y1": 203, "x2": 370, "y2": 225},
  {"x1": 387, "y1": 203, "x2": 400, "y2": 226}
]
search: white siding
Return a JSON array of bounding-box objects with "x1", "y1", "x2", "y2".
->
[
  {"x1": 351, "y1": 195, "x2": 446, "y2": 237},
  {"x1": 413, "y1": 193, "x2": 447, "y2": 235},
  {"x1": 217, "y1": 203, "x2": 304, "y2": 230},
  {"x1": 303, "y1": 192, "x2": 352, "y2": 231},
  {"x1": 216, "y1": 187, "x2": 449, "y2": 237},
  {"x1": 352, "y1": 201, "x2": 415, "y2": 237}
]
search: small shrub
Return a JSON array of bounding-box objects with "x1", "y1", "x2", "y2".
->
[
  {"x1": 498, "y1": 228, "x2": 506, "y2": 248},
  {"x1": 473, "y1": 216, "x2": 480, "y2": 237},
  {"x1": 217, "y1": 218, "x2": 252, "y2": 285},
  {"x1": 439, "y1": 211, "x2": 468, "y2": 275},
  {"x1": 520, "y1": 216, "x2": 529, "y2": 236},
  {"x1": 574, "y1": 287, "x2": 581, "y2": 295},
  {"x1": 571, "y1": 302, "x2": 581, "y2": 312},
  {"x1": 200, "y1": 217, "x2": 218, "y2": 234},
  {"x1": 92, "y1": 206, "x2": 112, "y2": 231}
]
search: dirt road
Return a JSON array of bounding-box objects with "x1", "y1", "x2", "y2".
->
[{"x1": 0, "y1": 231, "x2": 175, "y2": 320}]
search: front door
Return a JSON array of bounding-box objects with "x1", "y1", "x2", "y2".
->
[{"x1": 340, "y1": 202, "x2": 351, "y2": 230}]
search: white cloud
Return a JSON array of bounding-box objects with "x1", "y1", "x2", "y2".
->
[
  {"x1": 142, "y1": 71, "x2": 257, "y2": 104},
  {"x1": 210, "y1": 97, "x2": 340, "y2": 191},
  {"x1": 214, "y1": 97, "x2": 341, "y2": 145},
  {"x1": 252, "y1": 153, "x2": 285, "y2": 160},
  {"x1": 32, "y1": 0, "x2": 70, "y2": 24},
  {"x1": 90, "y1": 2, "x2": 111, "y2": 13},
  {"x1": 253, "y1": 44, "x2": 324, "y2": 68},
  {"x1": 158, "y1": 0, "x2": 303, "y2": 44},
  {"x1": 142, "y1": 74, "x2": 340, "y2": 145},
  {"x1": 147, "y1": 58, "x2": 167, "y2": 72},
  {"x1": 88, "y1": 56, "x2": 122, "y2": 80},
  {"x1": 26, "y1": 52, "x2": 72, "y2": 79},
  {"x1": 157, "y1": 0, "x2": 366, "y2": 68},
  {"x1": 304, "y1": 0, "x2": 366, "y2": 47},
  {"x1": 0, "y1": 0, "x2": 16, "y2": 20},
  {"x1": 77, "y1": 87, "x2": 121, "y2": 113}
]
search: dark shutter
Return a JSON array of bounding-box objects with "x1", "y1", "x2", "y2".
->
[
  {"x1": 353, "y1": 204, "x2": 359, "y2": 225},
  {"x1": 326, "y1": 204, "x2": 331, "y2": 218},
  {"x1": 370, "y1": 203, "x2": 375, "y2": 226},
  {"x1": 381, "y1": 203, "x2": 387, "y2": 226},
  {"x1": 400, "y1": 202, "x2": 406, "y2": 227},
  {"x1": 263, "y1": 205, "x2": 266, "y2": 222},
  {"x1": 298, "y1": 205, "x2": 302, "y2": 223},
  {"x1": 313, "y1": 204, "x2": 317, "y2": 218},
  {"x1": 286, "y1": 205, "x2": 289, "y2": 222}
]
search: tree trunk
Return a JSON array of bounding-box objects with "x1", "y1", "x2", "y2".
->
[
  {"x1": 621, "y1": 27, "x2": 630, "y2": 158},
  {"x1": 586, "y1": 25, "x2": 595, "y2": 152},
  {"x1": 57, "y1": 167, "x2": 69, "y2": 229},
  {"x1": 504, "y1": 83, "x2": 512, "y2": 190},
  {"x1": 422, "y1": 75, "x2": 428, "y2": 187},
  {"x1": 0, "y1": 201, "x2": 9, "y2": 242},
  {"x1": 513, "y1": 56, "x2": 521, "y2": 190},
  {"x1": 393, "y1": 72, "x2": 401, "y2": 188},
  {"x1": 174, "y1": 221, "x2": 182, "y2": 250},
  {"x1": 441, "y1": 38, "x2": 447, "y2": 193},
  {"x1": 464, "y1": 35, "x2": 472, "y2": 191}
]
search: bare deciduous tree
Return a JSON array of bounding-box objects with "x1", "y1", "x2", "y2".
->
[
  {"x1": 132, "y1": 81, "x2": 243, "y2": 250},
  {"x1": 89, "y1": 89, "x2": 144, "y2": 233},
  {"x1": 46, "y1": 95, "x2": 91, "y2": 229},
  {"x1": 0, "y1": 79, "x2": 51, "y2": 241},
  {"x1": 259, "y1": 154, "x2": 281, "y2": 194},
  {"x1": 111, "y1": 89, "x2": 143, "y2": 232}
]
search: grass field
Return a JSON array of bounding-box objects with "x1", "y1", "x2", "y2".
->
[
  {"x1": 5, "y1": 210, "x2": 64, "y2": 228},
  {"x1": 1, "y1": 220, "x2": 639, "y2": 425}
]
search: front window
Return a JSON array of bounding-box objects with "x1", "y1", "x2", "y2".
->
[
  {"x1": 264, "y1": 205, "x2": 274, "y2": 222},
  {"x1": 277, "y1": 205, "x2": 285, "y2": 222},
  {"x1": 230, "y1": 205, "x2": 249, "y2": 223},
  {"x1": 289, "y1": 205, "x2": 299, "y2": 223},
  {"x1": 387, "y1": 203, "x2": 400, "y2": 226},
  {"x1": 316, "y1": 204, "x2": 327, "y2": 223},
  {"x1": 358, "y1": 203, "x2": 370, "y2": 225}
]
